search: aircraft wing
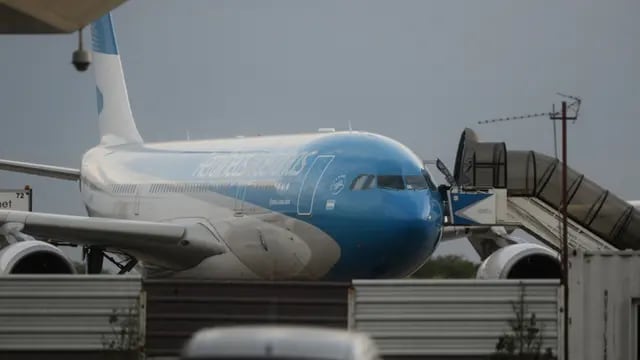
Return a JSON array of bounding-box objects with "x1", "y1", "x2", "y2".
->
[
  {"x1": 628, "y1": 200, "x2": 640, "y2": 209},
  {"x1": 0, "y1": 210, "x2": 227, "y2": 270},
  {"x1": 0, "y1": 159, "x2": 80, "y2": 181}
]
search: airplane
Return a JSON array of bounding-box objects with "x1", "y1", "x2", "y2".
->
[{"x1": 0, "y1": 13, "x2": 445, "y2": 280}]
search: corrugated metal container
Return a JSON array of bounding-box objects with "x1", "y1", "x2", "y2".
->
[
  {"x1": 144, "y1": 279, "x2": 350, "y2": 357},
  {"x1": 0, "y1": 274, "x2": 144, "y2": 359},
  {"x1": 349, "y1": 279, "x2": 560, "y2": 359},
  {"x1": 569, "y1": 250, "x2": 640, "y2": 360}
]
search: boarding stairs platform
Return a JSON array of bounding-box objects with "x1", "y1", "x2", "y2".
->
[{"x1": 439, "y1": 128, "x2": 640, "y2": 255}]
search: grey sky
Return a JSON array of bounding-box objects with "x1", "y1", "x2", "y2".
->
[{"x1": 0, "y1": 0, "x2": 638, "y2": 263}]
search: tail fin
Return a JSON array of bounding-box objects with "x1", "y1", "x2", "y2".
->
[{"x1": 90, "y1": 13, "x2": 143, "y2": 145}]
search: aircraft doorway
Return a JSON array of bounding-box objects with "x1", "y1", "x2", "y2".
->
[
  {"x1": 134, "y1": 184, "x2": 141, "y2": 216},
  {"x1": 234, "y1": 183, "x2": 247, "y2": 216},
  {"x1": 297, "y1": 155, "x2": 334, "y2": 216}
]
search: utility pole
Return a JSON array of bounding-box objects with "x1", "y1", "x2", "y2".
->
[
  {"x1": 479, "y1": 93, "x2": 581, "y2": 360},
  {"x1": 549, "y1": 96, "x2": 580, "y2": 360}
]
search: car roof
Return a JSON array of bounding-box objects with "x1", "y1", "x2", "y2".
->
[{"x1": 182, "y1": 325, "x2": 374, "y2": 359}]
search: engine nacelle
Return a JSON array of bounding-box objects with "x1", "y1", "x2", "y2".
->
[
  {"x1": 476, "y1": 243, "x2": 561, "y2": 279},
  {"x1": 0, "y1": 241, "x2": 76, "y2": 275}
]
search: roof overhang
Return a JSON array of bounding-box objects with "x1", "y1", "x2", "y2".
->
[{"x1": 0, "y1": 0, "x2": 127, "y2": 34}]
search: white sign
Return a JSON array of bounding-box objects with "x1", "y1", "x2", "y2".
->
[{"x1": 0, "y1": 189, "x2": 31, "y2": 211}]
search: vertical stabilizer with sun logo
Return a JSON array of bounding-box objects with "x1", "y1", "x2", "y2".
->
[{"x1": 90, "y1": 13, "x2": 143, "y2": 145}]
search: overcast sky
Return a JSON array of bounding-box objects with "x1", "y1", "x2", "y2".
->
[{"x1": 0, "y1": 0, "x2": 638, "y2": 264}]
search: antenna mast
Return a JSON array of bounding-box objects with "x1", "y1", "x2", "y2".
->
[{"x1": 478, "y1": 93, "x2": 581, "y2": 159}]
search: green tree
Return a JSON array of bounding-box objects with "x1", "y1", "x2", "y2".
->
[
  {"x1": 412, "y1": 255, "x2": 479, "y2": 279},
  {"x1": 490, "y1": 284, "x2": 557, "y2": 360},
  {"x1": 101, "y1": 304, "x2": 144, "y2": 360}
]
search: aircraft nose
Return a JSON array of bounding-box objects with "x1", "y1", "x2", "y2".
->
[
  {"x1": 423, "y1": 194, "x2": 444, "y2": 243},
  {"x1": 379, "y1": 192, "x2": 444, "y2": 277},
  {"x1": 325, "y1": 191, "x2": 445, "y2": 280},
  {"x1": 407, "y1": 195, "x2": 443, "y2": 251}
]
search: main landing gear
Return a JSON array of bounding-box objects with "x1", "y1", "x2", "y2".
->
[{"x1": 83, "y1": 246, "x2": 138, "y2": 274}]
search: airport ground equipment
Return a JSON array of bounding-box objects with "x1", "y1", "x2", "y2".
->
[
  {"x1": 568, "y1": 250, "x2": 640, "y2": 360},
  {"x1": 438, "y1": 128, "x2": 638, "y2": 278},
  {"x1": 0, "y1": 186, "x2": 31, "y2": 212}
]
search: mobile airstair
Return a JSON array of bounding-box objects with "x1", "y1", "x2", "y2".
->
[{"x1": 440, "y1": 128, "x2": 639, "y2": 254}]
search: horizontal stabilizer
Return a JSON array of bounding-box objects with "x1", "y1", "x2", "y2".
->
[{"x1": 0, "y1": 159, "x2": 80, "y2": 181}]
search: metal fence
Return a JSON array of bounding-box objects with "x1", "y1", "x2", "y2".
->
[
  {"x1": 349, "y1": 279, "x2": 560, "y2": 359},
  {"x1": 0, "y1": 275, "x2": 566, "y2": 359},
  {"x1": 0, "y1": 274, "x2": 144, "y2": 360},
  {"x1": 144, "y1": 279, "x2": 350, "y2": 357}
]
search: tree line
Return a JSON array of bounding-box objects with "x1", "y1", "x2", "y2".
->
[
  {"x1": 412, "y1": 254, "x2": 479, "y2": 279},
  {"x1": 72, "y1": 254, "x2": 479, "y2": 278}
]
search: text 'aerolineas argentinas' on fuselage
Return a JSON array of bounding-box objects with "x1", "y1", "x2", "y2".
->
[{"x1": 192, "y1": 151, "x2": 319, "y2": 179}]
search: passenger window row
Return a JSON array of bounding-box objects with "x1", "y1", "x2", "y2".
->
[
  {"x1": 149, "y1": 183, "x2": 210, "y2": 193},
  {"x1": 351, "y1": 172, "x2": 436, "y2": 190},
  {"x1": 90, "y1": 180, "x2": 280, "y2": 194},
  {"x1": 111, "y1": 184, "x2": 137, "y2": 194},
  {"x1": 148, "y1": 182, "x2": 278, "y2": 194}
]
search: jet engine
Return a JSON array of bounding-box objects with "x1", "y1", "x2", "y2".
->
[
  {"x1": 0, "y1": 241, "x2": 76, "y2": 274},
  {"x1": 476, "y1": 243, "x2": 561, "y2": 279}
]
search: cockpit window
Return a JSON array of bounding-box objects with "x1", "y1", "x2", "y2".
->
[
  {"x1": 377, "y1": 175, "x2": 405, "y2": 190},
  {"x1": 405, "y1": 175, "x2": 429, "y2": 190},
  {"x1": 351, "y1": 175, "x2": 376, "y2": 190},
  {"x1": 351, "y1": 172, "x2": 436, "y2": 191}
]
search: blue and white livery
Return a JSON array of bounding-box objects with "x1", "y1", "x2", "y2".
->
[{"x1": 0, "y1": 13, "x2": 444, "y2": 280}]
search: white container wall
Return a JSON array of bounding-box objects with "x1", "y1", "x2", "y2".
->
[
  {"x1": 569, "y1": 250, "x2": 640, "y2": 360},
  {"x1": 349, "y1": 279, "x2": 560, "y2": 358},
  {"x1": 0, "y1": 275, "x2": 144, "y2": 351}
]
